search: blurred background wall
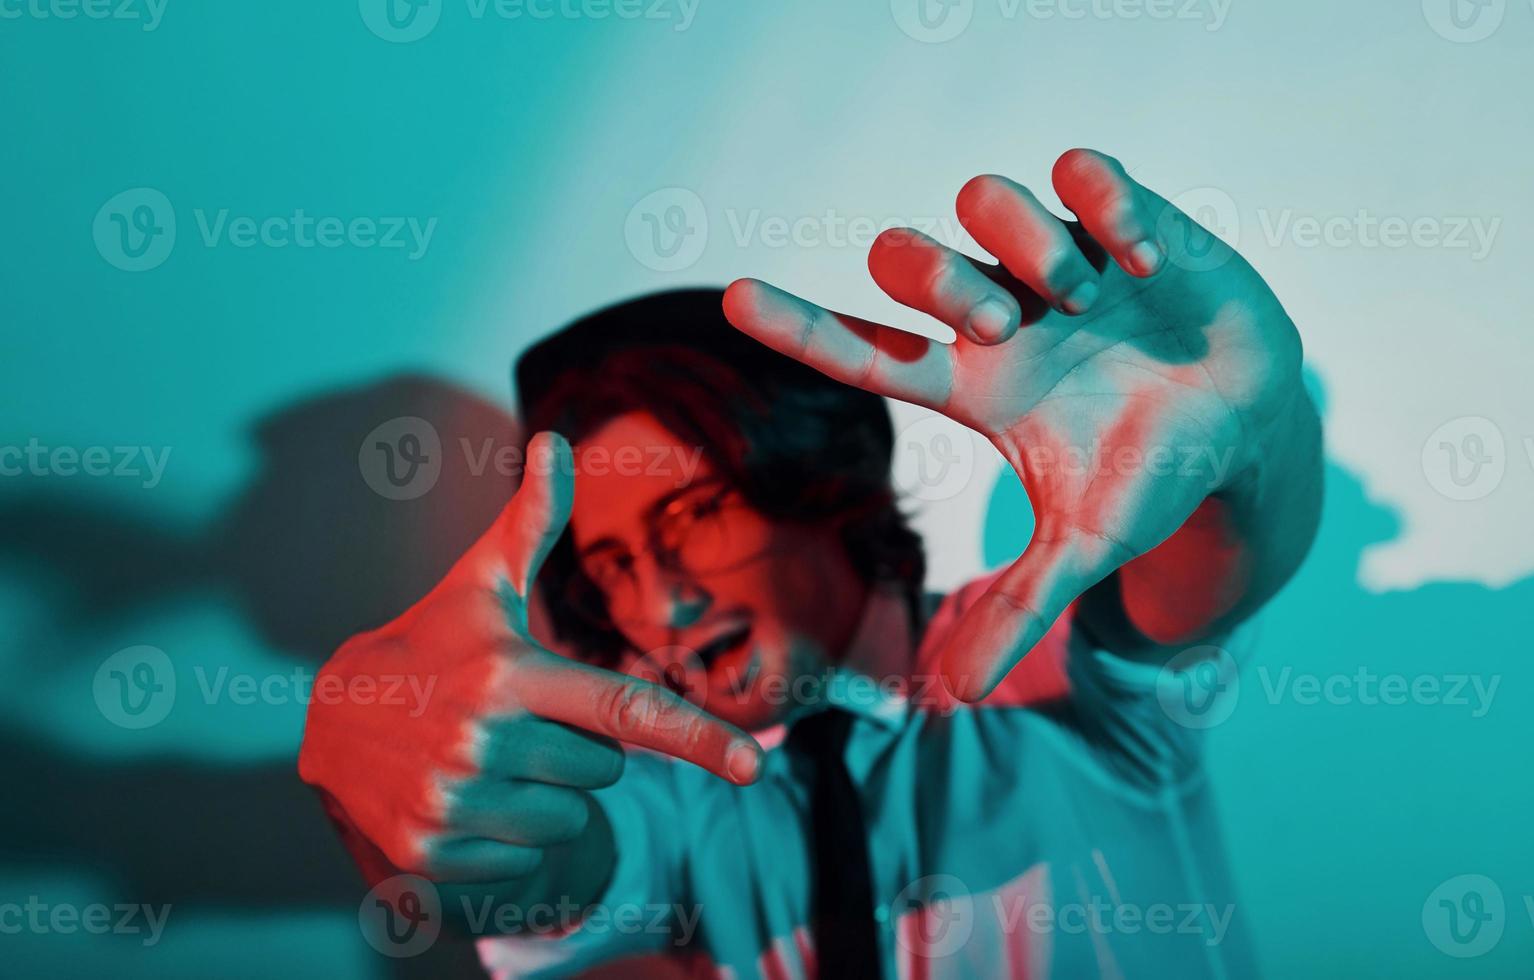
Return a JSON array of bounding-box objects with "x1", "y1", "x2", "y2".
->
[{"x1": 2, "y1": 1, "x2": 1530, "y2": 976}]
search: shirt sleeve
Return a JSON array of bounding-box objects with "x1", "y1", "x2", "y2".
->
[
  {"x1": 1038, "y1": 597, "x2": 1257, "y2": 795},
  {"x1": 475, "y1": 751, "x2": 692, "y2": 979},
  {"x1": 928, "y1": 569, "x2": 1255, "y2": 793}
]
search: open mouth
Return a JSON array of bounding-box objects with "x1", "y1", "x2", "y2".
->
[{"x1": 693, "y1": 623, "x2": 753, "y2": 669}]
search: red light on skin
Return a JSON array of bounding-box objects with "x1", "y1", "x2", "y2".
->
[
  {"x1": 1006, "y1": 383, "x2": 1250, "y2": 651},
  {"x1": 1120, "y1": 495, "x2": 1248, "y2": 647}
]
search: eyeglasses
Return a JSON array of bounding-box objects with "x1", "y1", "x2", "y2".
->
[{"x1": 565, "y1": 478, "x2": 773, "y2": 628}]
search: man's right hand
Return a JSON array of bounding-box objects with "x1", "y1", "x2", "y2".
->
[{"x1": 298, "y1": 431, "x2": 763, "y2": 887}]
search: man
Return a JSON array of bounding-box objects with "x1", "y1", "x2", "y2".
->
[{"x1": 299, "y1": 149, "x2": 1322, "y2": 978}]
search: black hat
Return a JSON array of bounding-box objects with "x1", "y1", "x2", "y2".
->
[{"x1": 514, "y1": 288, "x2": 797, "y2": 424}]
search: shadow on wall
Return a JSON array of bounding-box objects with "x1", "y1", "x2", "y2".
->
[
  {"x1": 0, "y1": 374, "x2": 525, "y2": 979},
  {"x1": 981, "y1": 372, "x2": 1534, "y2": 979}
]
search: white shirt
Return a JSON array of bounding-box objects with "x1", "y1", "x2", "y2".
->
[{"x1": 480, "y1": 571, "x2": 1258, "y2": 979}]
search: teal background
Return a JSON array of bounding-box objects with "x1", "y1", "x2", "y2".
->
[{"x1": 3, "y1": 1, "x2": 1531, "y2": 977}]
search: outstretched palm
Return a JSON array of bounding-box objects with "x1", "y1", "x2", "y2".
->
[{"x1": 723, "y1": 149, "x2": 1303, "y2": 701}]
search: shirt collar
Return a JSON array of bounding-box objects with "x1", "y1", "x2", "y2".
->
[{"x1": 755, "y1": 582, "x2": 915, "y2": 749}]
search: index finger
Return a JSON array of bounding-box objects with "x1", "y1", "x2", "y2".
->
[
  {"x1": 512, "y1": 650, "x2": 764, "y2": 786},
  {"x1": 722, "y1": 278, "x2": 956, "y2": 410}
]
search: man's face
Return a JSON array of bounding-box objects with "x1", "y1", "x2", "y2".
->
[{"x1": 568, "y1": 410, "x2": 869, "y2": 731}]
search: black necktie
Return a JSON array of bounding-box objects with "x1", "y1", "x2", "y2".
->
[{"x1": 785, "y1": 708, "x2": 883, "y2": 979}]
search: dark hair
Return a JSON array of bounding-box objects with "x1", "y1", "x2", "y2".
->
[{"x1": 515, "y1": 288, "x2": 925, "y2": 669}]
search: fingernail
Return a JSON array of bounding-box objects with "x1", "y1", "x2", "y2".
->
[
  {"x1": 726, "y1": 741, "x2": 759, "y2": 784},
  {"x1": 1128, "y1": 240, "x2": 1164, "y2": 277},
  {"x1": 967, "y1": 296, "x2": 1020, "y2": 343},
  {"x1": 1060, "y1": 280, "x2": 1099, "y2": 316}
]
